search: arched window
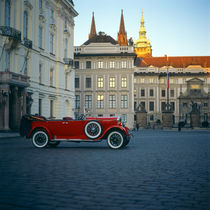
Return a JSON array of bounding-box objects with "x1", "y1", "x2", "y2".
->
[
  {"x1": 5, "y1": 0, "x2": 11, "y2": 26},
  {"x1": 23, "y1": 11, "x2": 28, "y2": 39}
]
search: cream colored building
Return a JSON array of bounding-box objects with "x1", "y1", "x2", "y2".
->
[
  {"x1": 134, "y1": 56, "x2": 210, "y2": 127},
  {"x1": 74, "y1": 33, "x2": 135, "y2": 128},
  {"x1": 0, "y1": 0, "x2": 78, "y2": 130}
]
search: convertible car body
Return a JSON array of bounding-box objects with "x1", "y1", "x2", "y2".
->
[{"x1": 20, "y1": 115, "x2": 131, "y2": 149}]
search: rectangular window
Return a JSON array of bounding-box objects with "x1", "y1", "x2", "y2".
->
[
  {"x1": 121, "y1": 95, "x2": 128, "y2": 108},
  {"x1": 50, "y1": 33, "x2": 54, "y2": 54},
  {"x1": 150, "y1": 115, "x2": 154, "y2": 121},
  {"x1": 109, "y1": 95, "x2": 116, "y2": 108},
  {"x1": 149, "y1": 78, "x2": 154, "y2": 83},
  {"x1": 161, "y1": 102, "x2": 166, "y2": 111},
  {"x1": 5, "y1": 50, "x2": 10, "y2": 71},
  {"x1": 97, "y1": 95, "x2": 104, "y2": 109},
  {"x1": 170, "y1": 89, "x2": 174, "y2": 97},
  {"x1": 39, "y1": 0, "x2": 42, "y2": 9},
  {"x1": 140, "y1": 78, "x2": 145, "y2": 83},
  {"x1": 162, "y1": 90, "x2": 166, "y2": 97},
  {"x1": 50, "y1": 9, "x2": 54, "y2": 23},
  {"x1": 134, "y1": 89, "x2": 136, "y2": 97},
  {"x1": 75, "y1": 78, "x2": 79, "y2": 88},
  {"x1": 85, "y1": 95, "x2": 92, "y2": 109},
  {"x1": 150, "y1": 89, "x2": 154, "y2": 97},
  {"x1": 109, "y1": 77, "x2": 115, "y2": 88},
  {"x1": 38, "y1": 26, "x2": 42, "y2": 48},
  {"x1": 160, "y1": 78, "x2": 165, "y2": 84},
  {"x1": 98, "y1": 61, "x2": 103, "y2": 69},
  {"x1": 65, "y1": 73, "x2": 68, "y2": 89},
  {"x1": 149, "y1": 101, "x2": 154, "y2": 111},
  {"x1": 110, "y1": 61, "x2": 115, "y2": 68},
  {"x1": 97, "y1": 77, "x2": 104, "y2": 88},
  {"x1": 170, "y1": 102, "x2": 175, "y2": 111},
  {"x1": 23, "y1": 11, "x2": 28, "y2": 39},
  {"x1": 141, "y1": 89, "x2": 145, "y2": 97},
  {"x1": 140, "y1": 101, "x2": 145, "y2": 109},
  {"x1": 39, "y1": 63, "x2": 42, "y2": 83},
  {"x1": 86, "y1": 61, "x2": 91, "y2": 69},
  {"x1": 39, "y1": 98, "x2": 42, "y2": 115},
  {"x1": 86, "y1": 77, "x2": 91, "y2": 88},
  {"x1": 121, "y1": 61, "x2": 126, "y2": 68},
  {"x1": 121, "y1": 114, "x2": 127, "y2": 123},
  {"x1": 50, "y1": 69, "x2": 53, "y2": 86},
  {"x1": 75, "y1": 95, "x2": 80, "y2": 109},
  {"x1": 50, "y1": 100, "x2": 54, "y2": 118},
  {"x1": 170, "y1": 78, "x2": 174, "y2": 84},
  {"x1": 74, "y1": 61, "x2": 79, "y2": 69},
  {"x1": 24, "y1": 59, "x2": 28, "y2": 75},
  {"x1": 64, "y1": 38, "x2": 68, "y2": 58},
  {"x1": 121, "y1": 77, "x2": 127, "y2": 88},
  {"x1": 64, "y1": 19, "x2": 67, "y2": 30},
  {"x1": 204, "y1": 103, "x2": 208, "y2": 107},
  {"x1": 4, "y1": 0, "x2": 10, "y2": 26}
]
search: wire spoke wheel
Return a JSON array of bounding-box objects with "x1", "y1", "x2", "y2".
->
[
  {"x1": 107, "y1": 131, "x2": 124, "y2": 149},
  {"x1": 84, "y1": 121, "x2": 102, "y2": 139},
  {"x1": 32, "y1": 131, "x2": 48, "y2": 148}
]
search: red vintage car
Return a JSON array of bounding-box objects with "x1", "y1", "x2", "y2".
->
[{"x1": 20, "y1": 115, "x2": 131, "y2": 149}]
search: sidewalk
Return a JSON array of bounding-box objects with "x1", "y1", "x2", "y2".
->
[{"x1": 0, "y1": 131, "x2": 20, "y2": 139}]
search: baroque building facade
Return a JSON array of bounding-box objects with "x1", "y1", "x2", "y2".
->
[
  {"x1": 0, "y1": 0, "x2": 78, "y2": 130},
  {"x1": 74, "y1": 11, "x2": 135, "y2": 128},
  {"x1": 134, "y1": 56, "x2": 210, "y2": 127}
]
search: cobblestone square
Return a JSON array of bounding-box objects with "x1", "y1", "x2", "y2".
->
[{"x1": 0, "y1": 130, "x2": 209, "y2": 209}]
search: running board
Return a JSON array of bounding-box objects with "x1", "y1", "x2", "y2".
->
[{"x1": 51, "y1": 139, "x2": 103, "y2": 142}]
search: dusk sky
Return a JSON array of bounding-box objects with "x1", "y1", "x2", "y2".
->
[{"x1": 74, "y1": 0, "x2": 210, "y2": 57}]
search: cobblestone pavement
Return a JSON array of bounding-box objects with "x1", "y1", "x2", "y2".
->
[{"x1": 0, "y1": 130, "x2": 209, "y2": 209}]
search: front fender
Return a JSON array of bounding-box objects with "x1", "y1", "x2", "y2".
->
[{"x1": 100, "y1": 125, "x2": 129, "y2": 139}]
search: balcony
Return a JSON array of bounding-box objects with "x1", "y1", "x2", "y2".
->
[
  {"x1": 0, "y1": 72, "x2": 29, "y2": 88},
  {"x1": 63, "y1": 58, "x2": 74, "y2": 67},
  {"x1": 0, "y1": 26, "x2": 21, "y2": 41},
  {"x1": 23, "y1": 38, "x2": 32, "y2": 49}
]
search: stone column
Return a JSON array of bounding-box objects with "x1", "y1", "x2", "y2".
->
[
  {"x1": 10, "y1": 87, "x2": 19, "y2": 130},
  {"x1": 0, "y1": 85, "x2": 10, "y2": 131},
  {"x1": 162, "y1": 111, "x2": 173, "y2": 129},
  {"x1": 136, "y1": 110, "x2": 147, "y2": 128},
  {"x1": 190, "y1": 112, "x2": 200, "y2": 128}
]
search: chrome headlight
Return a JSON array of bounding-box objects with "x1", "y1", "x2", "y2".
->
[{"x1": 117, "y1": 116, "x2": 121, "y2": 123}]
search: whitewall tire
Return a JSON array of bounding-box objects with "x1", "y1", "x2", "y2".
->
[
  {"x1": 107, "y1": 131, "x2": 124, "y2": 149},
  {"x1": 84, "y1": 121, "x2": 102, "y2": 139},
  {"x1": 32, "y1": 131, "x2": 49, "y2": 148}
]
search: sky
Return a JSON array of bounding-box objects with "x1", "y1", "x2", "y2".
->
[{"x1": 74, "y1": 0, "x2": 210, "y2": 57}]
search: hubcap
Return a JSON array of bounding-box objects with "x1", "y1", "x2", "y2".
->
[
  {"x1": 87, "y1": 123, "x2": 99, "y2": 136},
  {"x1": 110, "y1": 133, "x2": 122, "y2": 147},
  {"x1": 34, "y1": 132, "x2": 47, "y2": 146}
]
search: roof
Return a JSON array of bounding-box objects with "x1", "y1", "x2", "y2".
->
[
  {"x1": 135, "y1": 56, "x2": 210, "y2": 68},
  {"x1": 83, "y1": 33, "x2": 118, "y2": 45}
]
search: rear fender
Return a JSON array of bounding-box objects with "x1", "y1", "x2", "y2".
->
[{"x1": 28, "y1": 126, "x2": 53, "y2": 140}]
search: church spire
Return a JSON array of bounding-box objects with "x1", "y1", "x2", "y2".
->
[
  {"x1": 117, "y1": 9, "x2": 128, "y2": 46},
  {"x1": 89, "y1": 12, "x2": 96, "y2": 39}
]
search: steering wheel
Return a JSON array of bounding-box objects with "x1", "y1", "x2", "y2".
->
[{"x1": 78, "y1": 114, "x2": 86, "y2": 120}]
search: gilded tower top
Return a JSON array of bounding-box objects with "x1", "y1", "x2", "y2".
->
[{"x1": 134, "y1": 10, "x2": 152, "y2": 57}]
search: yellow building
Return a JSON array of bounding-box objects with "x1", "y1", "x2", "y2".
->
[{"x1": 134, "y1": 10, "x2": 152, "y2": 57}]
